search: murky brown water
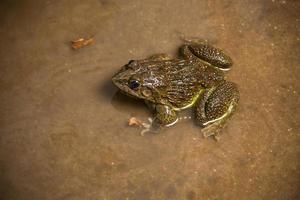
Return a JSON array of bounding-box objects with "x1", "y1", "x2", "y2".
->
[{"x1": 0, "y1": 0, "x2": 299, "y2": 199}]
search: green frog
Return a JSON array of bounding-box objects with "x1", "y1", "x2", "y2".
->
[{"x1": 112, "y1": 41, "x2": 239, "y2": 137}]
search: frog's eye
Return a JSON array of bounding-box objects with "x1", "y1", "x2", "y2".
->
[{"x1": 128, "y1": 79, "x2": 140, "y2": 89}]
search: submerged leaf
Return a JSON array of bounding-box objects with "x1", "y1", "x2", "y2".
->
[{"x1": 71, "y1": 37, "x2": 93, "y2": 49}]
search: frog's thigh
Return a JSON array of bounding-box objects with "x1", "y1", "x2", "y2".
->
[
  {"x1": 153, "y1": 104, "x2": 178, "y2": 126},
  {"x1": 180, "y1": 43, "x2": 233, "y2": 70},
  {"x1": 195, "y1": 81, "x2": 239, "y2": 127}
]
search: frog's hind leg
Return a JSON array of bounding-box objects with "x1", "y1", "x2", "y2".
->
[
  {"x1": 180, "y1": 42, "x2": 233, "y2": 71},
  {"x1": 194, "y1": 81, "x2": 239, "y2": 139}
]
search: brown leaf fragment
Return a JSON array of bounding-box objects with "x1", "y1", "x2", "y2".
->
[
  {"x1": 71, "y1": 37, "x2": 93, "y2": 49},
  {"x1": 128, "y1": 117, "x2": 143, "y2": 127}
]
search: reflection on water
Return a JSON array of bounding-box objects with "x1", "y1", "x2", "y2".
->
[{"x1": 110, "y1": 90, "x2": 149, "y2": 114}]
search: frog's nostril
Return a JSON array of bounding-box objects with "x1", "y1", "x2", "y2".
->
[
  {"x1": 128, "y1": 60, "x2": 135, "y2": 64},
  {"x1": 123, "y1": 64, "x2": 129, "y2": 69}
]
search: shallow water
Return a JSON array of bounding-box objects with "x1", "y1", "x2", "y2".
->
[{"x1": 0, "y1": 0, "x2": 299, "y2": 199}]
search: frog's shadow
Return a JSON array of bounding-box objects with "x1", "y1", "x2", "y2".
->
[
  {"x1": 99, "y1": 77, "x2": 147, "y2": 114},
  {"x1": 111, "y1": 90, "x2": 147, "y2": 113}
]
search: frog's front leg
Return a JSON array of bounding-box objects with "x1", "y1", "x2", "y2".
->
[
  {"x1": 180, "y1": 42, "x2": 233, "y2": 71},
  {"x1": 146, "y1": 102, "x2": 178, "y2": 127},
  {"x1": 195, "y1": 81, "x2": 239, "y2": 138}
]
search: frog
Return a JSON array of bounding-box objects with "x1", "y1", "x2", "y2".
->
[{"x1": 112, "y1": 41, "x2": 239, "y2": 137}]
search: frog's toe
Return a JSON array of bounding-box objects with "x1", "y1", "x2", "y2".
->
[{"x1": 201, "y1": 122, "x2": 223, "y2": 140}]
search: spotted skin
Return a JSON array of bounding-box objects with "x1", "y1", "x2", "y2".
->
[{"x1": 112, "y1": 41, "x2": 239, "y2": 137}]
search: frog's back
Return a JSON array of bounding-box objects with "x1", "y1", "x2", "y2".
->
[{"x1": 154, "y1": 59, "x2": 224, "y2": 109}]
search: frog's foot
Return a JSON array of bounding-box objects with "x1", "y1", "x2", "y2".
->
[
  {"x1": 141, "y1": 116, "x2": 178, "y2": 135},
  {"x1": 194, "y1": 81, "x2": 239, "y2": 139},
  {"x1": 201, "y1": 121, "x2": 224, "y2": 141},
  {"x1": 140, "y1": 118, "x2": 155, "y2": 136},
  {"x1": 179, "y1": 41, "x2": 233, "y2": 71},
  {"x1": 128, "y1": 117, "x2": 158, "y2": 136}
]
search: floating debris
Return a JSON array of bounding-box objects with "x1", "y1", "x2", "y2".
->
[
  {"x1": 128, "y1": 117, "x2": 143, "y2": 127},
  {"x1": 71, "y1": 37, "x2": 93, "y2": 49},
  {"x1": 128, "y1": 117, "x2": 153, "y2": 136}
]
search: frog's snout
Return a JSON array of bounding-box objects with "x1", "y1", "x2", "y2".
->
[
  {"x1": 112, "y1": 72, "x2": 125, "y2": 88},
  {"x1": 112, "y1": 68, "x2": 129, "y2": 84},
  {"x1": 112, "y1": 68, "x2": 133, "y2": 91}
]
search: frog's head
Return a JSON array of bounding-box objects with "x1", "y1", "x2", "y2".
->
[{"x1": 112, "y1": 60, "x2": 161, "y2": 102}]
